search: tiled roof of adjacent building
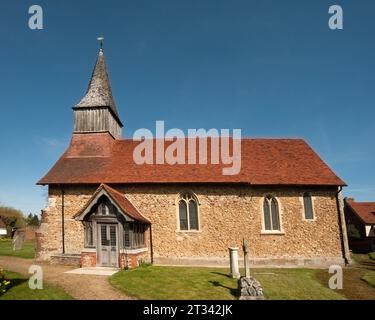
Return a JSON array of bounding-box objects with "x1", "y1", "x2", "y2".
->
[
  {"x1": 37, "y1": 133, "x2": 346, "y2": 186},
  {"x1": 346, "y1": 200, "x2": 375, "y2": 224}
]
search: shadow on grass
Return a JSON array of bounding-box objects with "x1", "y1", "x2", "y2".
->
[
  {"x1": 0, "y1": 277, "x2": 28, "y2": 297},
  {"x1": 352, "y1": 254, "x2": 375, "y2": 271},
  {"x1": 315, "y1": 268, "x2": 375, "y2": 300},
  {"x1": 209, "y1": 271, "x2": 232, "y2": 278},
  {"x1": 7, "y1": 278, "x2": 27, "y2": 290},
  {"x1": 357, "y1": 262, "x2": 375, "y2": 271},
  {"x1": 208, "y1": 272, "x2": 239, "y2": 298},
  {"x1": 209, "y1": 280, "x2": 239, "y2": 298}
]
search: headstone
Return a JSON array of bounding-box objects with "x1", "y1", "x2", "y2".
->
[
  {"x1": 228, "y1": 247, "x2": 240, "y2": 279},
  {"x1": 12, "y1": 232, "x2": 24, "y2": 251},
  {"x1": 238, "y1": 276, "x2": 265, "y2": 300},
  {"x1": 238, "y1": 238, "x2": 265, "y2": 300}
]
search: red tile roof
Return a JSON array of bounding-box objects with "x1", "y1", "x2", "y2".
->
[
  {"x1": 102, "y1": 184, "x2": 150, "y2": 224},
  {"x1": 346, "y1": 200, "x2": 375, "y2": 224},
  {"x1": 75, "y1": 183, "x2": 150, "y2": 224},
  {"x1": 37, "y1": 133, "x2": 346, "y2": 186}
]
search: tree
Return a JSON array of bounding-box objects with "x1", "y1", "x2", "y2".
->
[
  {"x1": 0, "y1": 205, "x2": 26, "y2": 235},
  {"x1": 32, "y1": 214, "x2": 40, "y2": 226},
  {"x1": 26, "y1": 213, "x2": 40, "y2": 227}
]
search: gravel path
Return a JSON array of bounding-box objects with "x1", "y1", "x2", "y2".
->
[{"x1": 0, "y1": 256, "x2": 133, "y2": 300}]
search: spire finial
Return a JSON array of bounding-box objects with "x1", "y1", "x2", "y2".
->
[{"x1": 97, "y1": 36, "x2": 104, "y2": 52}]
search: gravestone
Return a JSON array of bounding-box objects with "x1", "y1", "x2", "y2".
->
[
  {"x1": 12, "y1": 232, "x2": 25, "y2": 251},
  {"x1": 238, "y1": 238, "x2": 265, "y2": 300},
  {"x1": 238, "y1": 276, "x2": 265, "y2": 300}
]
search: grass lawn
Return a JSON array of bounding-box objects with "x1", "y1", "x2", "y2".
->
[
  {"x1": 111, "y1": 266, "x2": 238, "y2": 300},
  {"x1": 0, "y1": 270, "x2": 73, "y2": 300},
  {"x1": 254, "y1": 268, "x2": 344, "y2": 300},
  {"x1": 0, "y1": 239, "x2": 35, "y2": 259},
  {"x1": 362, "y1": 272, "x2": 375, "y2": 288},
  {"x1": 110, "y1": 266, "x2": 345, "y2": 300},
  {"x1": 315, "y1": 268, "x2": 375, "y2": 300}
]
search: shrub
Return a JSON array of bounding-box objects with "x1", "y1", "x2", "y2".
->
[
  {"x1": 138, "y1": 259, "x2": 151, "y2": 268},
  {"x1": 0, "y1": 268, "x2": 11, "y2": 295}
]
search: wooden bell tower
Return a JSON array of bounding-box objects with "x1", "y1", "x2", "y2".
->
[{"x1": 73, "y1": 45, "x2": 123, "y2": 139}]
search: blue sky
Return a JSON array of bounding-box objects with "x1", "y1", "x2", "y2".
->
[{"x1": 0, "y1": 0, "x2": 374, "y2": 215}]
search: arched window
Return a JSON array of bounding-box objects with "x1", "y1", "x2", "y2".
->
[
  {"x1": 85, "y1": 222, "x2": 94, "y2": 247},
  {"x1": 263, "y1": 196, "x2": 281, "y2": 231},
  {"x1": 178, "y1": 193, "x2": 199, "y2": 231},
  {"x1": 99, "y1": 203, "x2": 108, "y2": 215},
  {"x1": 303, "y1": 192, "x2": 314, "y2": 220},
  {"x1": 97, "y1": 197, "x2": 111, "y2": 215}
]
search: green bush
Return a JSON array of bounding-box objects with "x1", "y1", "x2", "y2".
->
[
  {"x1": 0, "y1": 268, "x2": 11, "y2": 295},
  {"x1": 138, "y1": 259, "x2": 151, "y2": 268}
]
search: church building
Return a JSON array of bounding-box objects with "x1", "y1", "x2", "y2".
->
[{"x1": 37, "y1": 47, "x2": 351, "y2": 268}]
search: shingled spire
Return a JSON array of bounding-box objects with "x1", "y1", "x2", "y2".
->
[{"x1": 73, "y1": 47, "x2": 123, "y2": 139}]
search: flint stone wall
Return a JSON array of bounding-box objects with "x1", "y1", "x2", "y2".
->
[{"x1": 36, "y1": 184, "x2": 345, "y2": 267}]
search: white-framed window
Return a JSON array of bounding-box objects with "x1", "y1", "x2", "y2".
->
[
  {"x1": 263, "y1": 196, "x2": 281, "y2": 231},
  {"x1": 303, "y1": 192, "x2": 314, "y2": 220},
  {"x1": 178, "y1": 192, "x2": 199, "y2": 231}
]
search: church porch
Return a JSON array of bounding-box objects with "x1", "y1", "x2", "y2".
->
[{"x1": 73, "y1": 184, "x2": 151, "y2": 269}]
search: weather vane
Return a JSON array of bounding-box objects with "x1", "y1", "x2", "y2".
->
[{"x1": 97, "y1": 36, "x2": 104, "y2": 50}]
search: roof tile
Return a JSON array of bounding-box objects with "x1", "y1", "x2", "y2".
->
[
  {"x1": 38, "y1": 133, "x2": 346, "y2": 186},
  {"x1": 346, "y1": 200, "x2": 375, "y2": 224},
  {"x1": 75, "y1": 183, "x2": 150, "y2": 224}
]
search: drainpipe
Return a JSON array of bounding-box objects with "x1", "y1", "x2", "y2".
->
[
  {"x1": 149, "y1": 224, "x2": 154, "y2": 265},
  {"x1": 61, "y1": 186, "x2": 65, "y2": 255},
  {"x1": 336, "y1": 186, "x2": 351, "y2": 265}
]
